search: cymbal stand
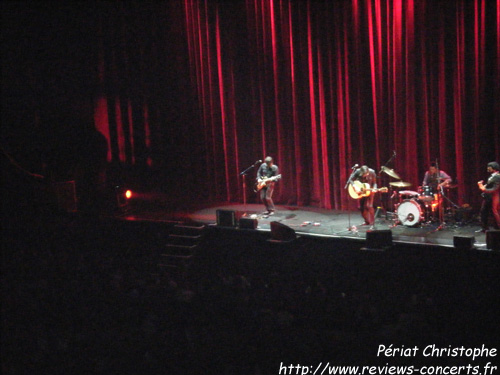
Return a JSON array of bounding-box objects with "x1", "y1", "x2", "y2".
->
[
  {"x1": 433, "y1": 160, "x2": 456, "y2": 231},
  {"x1": 378, "y1": 151, "x2": 397, "y2": 214},
  {"x1": 378, "y1": 151, "x2": 397, "y2": 177},
  {"x1": 440, "y1": 188, "x2": 460, "y2": 210},
  {"x1": 440, "y1": 185, "x2": 461, "y2": 226},
  {"x1": 387, "y1": 190, "x2": 400, "y2": 227}
]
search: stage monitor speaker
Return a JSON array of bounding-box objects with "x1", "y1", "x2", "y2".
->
[
  {"x1": 486, "y1": 230, "x2": 500, "y2": 251},
  {"x1": 239, "y1": 217, "x2": 258, "y2": 229},
  {"x1": 216, "y1": 210, "x2": 236, "y2": 227},
  {"x1": 363, "y1": 229, "x2": 393, "y2": 250},
  {"x1": 269, "y1": 221, "x2": 296, "y2": 242},
  {"x1": 453, "y1": 235, "x2": 475, "y2": 250}
]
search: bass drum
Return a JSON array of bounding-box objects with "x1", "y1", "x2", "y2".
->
[{"x1": 397, "y1": 199, "x2": 424, "y2": 227}]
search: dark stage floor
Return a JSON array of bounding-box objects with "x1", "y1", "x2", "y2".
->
[{"x1": 119, "y1": 201, "x2": 492, "y2": 250}]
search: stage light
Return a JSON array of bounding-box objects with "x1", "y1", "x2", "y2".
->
[{"x1": 114, "y1": 185, "x2": 131, "y2": 210}]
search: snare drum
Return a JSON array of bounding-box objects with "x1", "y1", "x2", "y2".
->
[
  {"x1": 418, "y1": 186, "x2": 434, "y2": 202},
  {"x1": 399, "y1": 190, "x2": 419, "y2": 200},
  {"x1": 397, "y1": 199, "x2": 424, "y2": 227}
]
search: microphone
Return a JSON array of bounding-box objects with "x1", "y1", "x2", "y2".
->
[
  {"x1": 351, "y1": 164, "x2": 359, "y2": 169},
  {"x1": 255, "y1": 159, "x2": 262, "y2": 165},
  {"x1": 393, "y1": 150, "x2": 396, "y2": 156}
]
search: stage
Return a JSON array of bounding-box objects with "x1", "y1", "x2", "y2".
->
[{"x1": 118, "y1": 201, "x2": 493, "y2": 251}]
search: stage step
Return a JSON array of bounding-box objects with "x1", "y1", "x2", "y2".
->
[
  {"x1": 155, "y1": 224, "x2": 206, "y2": 283},
  {"x1": 171, "y1": 224, "x2": 205, "y2": 237},
  {"x1": 163, "y1": 244, "x2": 197, "y2": 255},
  {"x1": 164, "y1": 224, "x2": 205, "y2": 249},
  {"x1": 168, "y1": 234, "x2": 202, "y2": 243},
  {"x1": 169, "y1": 234, "x2": 202, "y2": 239}
]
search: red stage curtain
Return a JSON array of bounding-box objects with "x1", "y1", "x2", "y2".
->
[{"x1": 96, "y1": 0, "x2": 499, "y2": 209}]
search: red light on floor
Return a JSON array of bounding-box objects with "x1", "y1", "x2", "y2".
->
[{"x1": 125, "y1": 190, "x2": 132, "y2": 199}]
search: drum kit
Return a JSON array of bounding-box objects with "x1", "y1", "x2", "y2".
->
[{"x1": 379, "y1": 167, "x2": 457, "y2": 227}]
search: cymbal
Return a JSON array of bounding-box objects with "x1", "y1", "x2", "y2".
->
[
  {"x1": 381, "y1": 166, "x2": 401, "y2": 179},
  {"x1": 389, "y1": 181, "x2": 412, "y2": 188}
]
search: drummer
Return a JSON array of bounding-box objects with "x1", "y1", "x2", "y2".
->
[{"x1": 422, "y1": 162, "x2": 452, "y2": 191}]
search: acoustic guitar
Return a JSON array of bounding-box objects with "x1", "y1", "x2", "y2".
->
[{"x1": 348, "y1": 180, "x2": 388, "y2": 199}]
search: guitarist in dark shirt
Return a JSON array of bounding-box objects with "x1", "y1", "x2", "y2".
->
[
  {"x1": 352, "y1": 165, "x2": 378, "y2": 225},
  {"x1": 256, "y1": 156, "x2": 281, "y2": 215},
  {"x1": 477, "y1": 161, "x2": 500, "y2": 232}
]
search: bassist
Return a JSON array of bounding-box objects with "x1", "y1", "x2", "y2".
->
[{"x1": 257, "y1": 156, "x2": 281, "y2": 215}]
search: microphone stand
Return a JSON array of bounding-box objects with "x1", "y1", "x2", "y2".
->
[
  {"x1": 239, "y1": 162, "x2": 259, "y2": 216},
  {"x1": 344, "y1": 166, "x2": 358, "y2": 189},
  {"x1": 337, "y1": 166, "x2": 359, "y2": 236}
]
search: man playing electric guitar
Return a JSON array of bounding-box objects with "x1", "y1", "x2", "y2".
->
[
  {"x1": 256, "y1": 156, "x2": 281, "y2": 215},
  {"x1": 351, "y1": 165, "x2": 378, "y2": 225}
]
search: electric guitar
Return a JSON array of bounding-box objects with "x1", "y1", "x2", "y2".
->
[
  {"x1": 254, "y1": 174, "x2": 282, "y2": 192},
  {"x1": 348, "y1": 180, "x2": 388, "y2": 199}
]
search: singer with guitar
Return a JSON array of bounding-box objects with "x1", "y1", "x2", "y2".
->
[
  {"x1": 477, "y1": 161, "x2": 500, "y2": 233},
  {"x1": 350, "y1": 165, "x2": 380, "y2": 225},
  {"x1": 256, "y1": 156, "x2": 281, "y2": 215}
]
